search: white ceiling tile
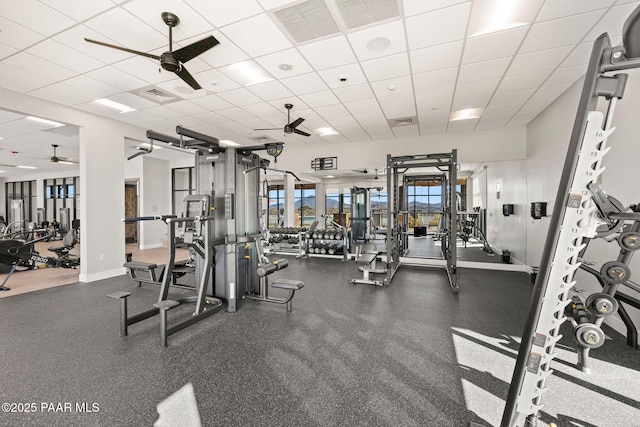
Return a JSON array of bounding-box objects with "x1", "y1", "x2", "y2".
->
[
  {"x1": 530, "y1": 83, "x2": 573, "y2": 101},
  {"x1": 216, "y1": 107, "x2": 256, "y2": 121},
  {"x1": 447, "y1": 120, "x2": 478, "y2": 133},
  {"x1": 189, "y1": 0, "x2": 263, "y2": 27},
  {"x1": 410, "y1": 41, "x2": 463, "y2": 74},
  {"x1": 507, "y1": 46, "x2": 573, "y2": 75},
  {"x1": 190, "y1": 94, "x2": 235, "y2": 110},
  {"x1": 195, "y1": 32, "x2": 249, "y2": 68},
  {"x1": 63, "y1": 75, "x2": 122, "y2": 98},
  {"x1": 510, "y1": 110, "x2": 540, "y2": 123},
  {"x1": 561, "y1": 42, "x2": 596, "y2": 67},
  {"x1": 257, "y1": 0, "x2": 298, "y2": 9},
  {"x1": 242, "y1": 102, "x2": 286, "y2": 117},
  {"x1": 378, "y1": 92, "x2": 415, "y2": 110},
  {"x1": 166, "y1": 100, "x2": 209, "y2": 116},
  {"x1": 483, "y1": 103, "x2": 522, "y2": 118},
  {"x1": 413, "y1": 68, "x2": 458, "y2": 91},
  {"x1": 544, "y1": 65, "x2": 587, "y2": 86},
  {"x1": 353, "y1": 110, "x2": 388, "y2": 126},
  {"x1": 217, "y1": 87, "x2": 263, "y2": 106},
  {"x1": 489, "y1": 88, "x2": 536, "y2": 106},
  {"x1": 280, "y1": 72, "x2": 329, "y2": 94},
  {"x1": 405, "y1": 3, "x2": 471, "y2": 50},
  {"x1": 27, "y1": 39, "x2": 103, "y2": 74},
  {"x1": 467, "y1": 0, "x2": 542, "y2": 37},
  {"x1": 361, "y1": 53, "x2": 410, "y2": 82},
  {"x1": 191, "y1": 69, "x2": 242, "y2": 93},
  {"x1": 3, "y1": 0, "x2": 77, "y2": 36},
  {"x1": 519, "y1": 98, "x2": 554, "y2": 113},
  {"x1": 220, "y1": 15, "x2": 292, "y2": 57},
  {"x1": 0, "y1": 17, "x2": 46, "y2": 50},
  {"x1": 455, "y1": 79, "x2": 500, "y2": 99},
  {"x1": 458, "y1": 57, "x2": 510, "y2": 84},
  {"x1": 297, "y1": 36, "x2": 357, "y2": 70},
  {"x1": 28, "y1": 83, "x2": 94, "y2": 106},
  {"x1": 143, "y1": 105, "x2": 185, "y2": 120},
  {"x1": 4, "y1": 52, "x2": 77, "y2": 81},
  {"x1": 109, "y1": 92, "x2": 159, "y2": 109},
  {"x1": 299, "y1": 90, "x2": 340, "y2": 108},
  {"x1": 520, "y1": 11, "x2": 604, "y2": 54},
  {"x1": 451, "y1": 94, "x2": 491, "y2": 110},
  {"x1": 0, "y1": 64, "x2": 55, "y2": 92},
  {"x1": 317, "y1": 63, "x2": 368, "y2": 88},
  {"x1": 477, "y1": 116, "x2": 510, "y2": 127},
  {"x1": 247, "y1": 81, "x2": 294, "y2": 101},
  {"x1": 345, "y1": 99, "x2": 384, "y2": 115},
  {"x1": 370, "y1": 76, "x2": 413, "y2": 98},
  {"x1": 84, "y1": 8, "x2": 167, "y2": 52},
  {"x1": 496, "y1": 71, "x2": 552, "y2": 92},
  {"x1": 255, "y1": 48, "x2": 313, "y2": 79},
  {"x1": 333, "y1": 84, "x2": 376, "y2": 103},
  {"x1": 113, "y1": 57, "x2": 177, "y2": 86},
  {"x1": 348, "y1": 20, "x2": 407, "y2": 61},
  {"x1": 462, "y1": 27, "x2": 528, "y2": 65},
  {"x1": 54, "y1": 25, "x2": 130, "y2": 64},
  {"x1": 86, "y1": 66, "x2": 148, "y2": 91},
  {"x1": 192, "y1": 111, "x2": 229, "y2": 123},
  {"x1": 415, "y1": 86, "x2": 454, "y2": 106},
  {"x1": 38, "y1": 0, "x2": 114, "y2": 22},
  {"x1": 392, "y1": 125, "x2": 419, "y2": 138},
  {"x1": 403, "y1": 0, "x2": 470, "y2": 17},
  {"x1": 314, "y1": 104, "x2": 350, "y2": 119},
  {"x1": 585, "y1": 3, "x2": 639, "y2": 41},
  {"x1": 616, "y1": 0, "x2": 639, "y2": 4},
  {"x1": 382, "y1": 106, "x2": 417, "y2": 118},
  {"x1": 537, "y1": 0, "x2": 616, "y2": 22},
  {"x1": 0, "y1": 42, "x2": 17, "y2": 60},
  {"x1": 123, "y1": 0, "x2": 214, "y2": 41}
]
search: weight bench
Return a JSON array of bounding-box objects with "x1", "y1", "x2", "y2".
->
[
  {"x1": 124, "y1": 253, "x2": 158, "y2": 286},
  {"x1": 245, "y1": 258, "x2": 304, "y2": 311},
  {"x1": 349, "y1": 243, "x2": 384, "y2": 286}
]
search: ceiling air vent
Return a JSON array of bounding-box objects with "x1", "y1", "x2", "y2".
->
[
  {"x1": 333, "y1": 0, "x2": 400, "y2": 30},
  {"x1": 273, "y1": 0, "x2": 340, "y2": 44},
  {"x1": 387, "y1": 116, "x2": 418, "y2": 128},
  {"x1": 132, "y1": 86, "x2": 182, "y2": 105},
  {"x1": 250, "y1": 135, "x2": 276, "y2": 142}
]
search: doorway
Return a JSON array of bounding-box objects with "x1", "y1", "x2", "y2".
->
[{"x1": 124, "y1": 182, "x2": 138, "y2": 244}]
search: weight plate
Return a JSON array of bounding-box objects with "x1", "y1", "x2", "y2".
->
[
  {"x1": 574, "y1": 323, "x2": 605, "y2": 349},
  {"x1": 619, "y1": 231, "x2": 640, "y2": 251},
  {"x1": 600, "y1": 261, "x2": 631, "y2": 284},
  {"x1": 595, "y1": 196, "x2": 625, "y2": 238},
  {"x1": 585, "y1": 292, "x2": 619, "y2": 317}
]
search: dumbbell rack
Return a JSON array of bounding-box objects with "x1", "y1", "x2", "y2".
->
[
  {"x1": 303, "y1": 230, "x2": 348, "y2": 260},
  {"x1": 502, "y1": 24, "x2": 640, "y2": 427},
  {"x1": 268, "y1": 227, "x2": 303, "y2": 255}
]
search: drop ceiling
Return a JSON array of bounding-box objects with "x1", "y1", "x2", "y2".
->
[{"x1": 0, "y1": 0, "x2": 638, "y2": 177}]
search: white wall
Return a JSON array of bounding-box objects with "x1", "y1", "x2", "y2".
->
[
  {"x1": 526, "y1": 69, "x2": 640, "y2": 334},
  {"x1": 140, "y1": 156, "x2": 171, "y2": 249}
]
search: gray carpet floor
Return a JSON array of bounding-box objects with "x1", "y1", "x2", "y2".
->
[{"x1": 0, "y1": 257, "x2": 638, "y2": 427}]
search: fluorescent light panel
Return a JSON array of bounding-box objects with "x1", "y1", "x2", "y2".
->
[
  {"x1": 315, "y1": 127, "x2": 339, "y2": 136},
  {"x1": 220, "y1": 60, "x2": 273, "y2": 86},
  {"x1": 16, "y1": 165, "x2": 37, "y2": 169},
  {"x1": 469, "y1": 0, "x2": 535, "y2": 37},
  {"x1": 449, "y1": 108, "x2": 484, "y2": 121},
  {"x1": 94, "y1": 98, "x2": 136, "y2": 113},
  {"x1": 219, "y1": 140, "x2": 241, "y2": 147},
  {"x1": 25, "y1": 116, "x2": 65, "y2": 127}
]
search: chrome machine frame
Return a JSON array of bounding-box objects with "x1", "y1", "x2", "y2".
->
[
  {"x1": 502, "y1": 5, "x2": 640, "y2": 426},
  {"x1": 385, "y1": 151, "x2": 458, "y2": 291}
]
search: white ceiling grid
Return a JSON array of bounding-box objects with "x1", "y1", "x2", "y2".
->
[{"x1": 0, "y1": 0, "x2": 637, "y2": 175}]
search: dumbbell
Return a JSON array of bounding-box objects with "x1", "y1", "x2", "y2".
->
[{"x1": 328, "y1": 244, "x2": 336, "y2": 255}]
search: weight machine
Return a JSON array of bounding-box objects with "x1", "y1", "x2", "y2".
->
[
  {"x1": 385, "y1": 151, "x2": 459, "y2": 291},
  {"x1": 350, "y1": 186, "x2": 384, "y2": 252},
  {"x1": 502, "y1": 5, "x2": 640, "y2": 425}
]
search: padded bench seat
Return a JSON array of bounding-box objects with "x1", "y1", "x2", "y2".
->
[
  {"x1": 356, "y1": 253, "x2": 377, "y2": 265},
  {"x1": 124, "y1": 261, "x2": 157, "y2": 270},
  {"x1": 272, "y1": 279, "x2": 304, "y2": 290}
]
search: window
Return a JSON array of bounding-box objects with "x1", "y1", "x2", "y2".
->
[
  {"x1": 295, "y1": 183, "x2": 315, "y2": 227},
  {"x1": 268, "y1": 185, "x2": 284, "y2": 227},
  {"x1": 5, "y1": 180, "x2": 37, "y2": 225},
  {"x1": 43, "y1": 177, "x2": 79, "y2": 224},
  {"x1": 171, "y1": 167, "x2": 194, "y2": 215},
  {"x1": 370, "y1": 190, "x2": 387, "y2": 228}
]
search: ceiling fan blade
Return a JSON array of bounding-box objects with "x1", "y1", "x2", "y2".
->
[
  {"x1": 84, "y1": 38, "x2": 161, "y2": 60},
  {"x1": 173, "y1": 36, "x2": 220, "y2": 63},
  {"x1": 254, "y1": 128, "x2": 282, "y2": 131},
  {"x1": 293, "y1": 128, "x2": 311, "y2": 137},
  {"x1": 289, "y1": 117, "x2": 305, "y2": 129},
  {"x1": 175, "y1": 65, "x2": 201, "y2": 90}
]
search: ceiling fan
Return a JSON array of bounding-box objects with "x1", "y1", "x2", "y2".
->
[
  {"x1": 50, "y1": 144, "x2": 76, "y2": 164},
  {"x1": 254, "y1": 104, "x2": 311, "y2": 137},
  {"x1": 84, "y1": 12, "x2": 219, "y2": 90},
  {"x1": 352, "y1": 169, "x2": 369, "y2": 174}
]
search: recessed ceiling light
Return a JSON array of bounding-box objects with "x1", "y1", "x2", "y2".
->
[
  {"x1": 449, "y1": 108, "x2": 484, "y2": 121},
  {"x1": 470, "y1": 0, "x2": 529, "y2": 37},
  {"x1": 94, "y1": 98, "x2": 136, "y2": 113},
  {"x1": 174, "y1": 86, "x2": 194, "y2": 95},
  {"x1": 25, "y1": 116, "x2": 65, "y2": 127},
  {"x1": 220, "y1": 60, "x2": 273, "y2": 86},
  {"x1": 16, "y1": 165, "x2": 37, "y2": 169},
  {"x1": 315, "y1": 127, "x2": 339, "y2": 136},
  {"x1": 366, "y1": 37, "x2": 391, "y2": 52},
  {"x1": 325, "y1": 175, "x2": 335, "y2": 178},
  {"x1": 279, "y1": 63, "x2": 293, "y2": 71},
  {"x1": 220, "y1": 140, "x2": 241, "y2": 147}
]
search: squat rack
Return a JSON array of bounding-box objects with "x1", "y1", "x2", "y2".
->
[{"x1": 385, "y1": 150, "x2": 459, "y2": 292}]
